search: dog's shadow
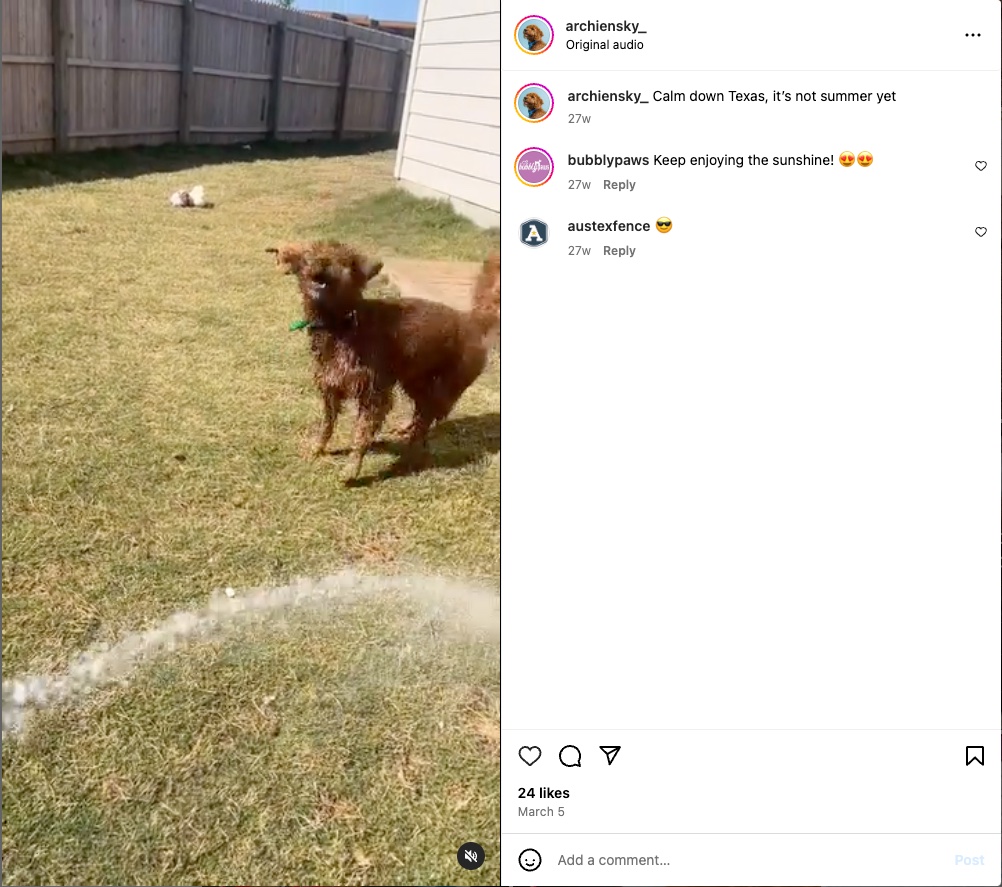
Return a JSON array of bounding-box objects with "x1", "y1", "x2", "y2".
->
[{"x1": 330, "y1": 412, "x2": 500, "y2": 487}]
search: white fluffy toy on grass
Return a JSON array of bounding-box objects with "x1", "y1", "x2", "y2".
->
[{"x1": 169, "y1": 184, "x2": 211, "y2": 208}]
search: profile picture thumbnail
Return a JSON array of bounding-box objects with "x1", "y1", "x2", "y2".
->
[
  {"x1": 515, "y1": 84, "x2": 553, "y2": 122},
  {"x1": 514, "y1": 147, "x2": 554, "y2": 187},
  {"x1": 515, "y1": 15, "x2": 553, "y2": 54}
]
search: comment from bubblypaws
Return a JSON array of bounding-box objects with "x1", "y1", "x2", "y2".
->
[
  {"x1": 564, "y1": 151, "x2": 875, "y2": 171},
  {"x1": 512, "y1": 147, "x2": 880, "y2": 189}
]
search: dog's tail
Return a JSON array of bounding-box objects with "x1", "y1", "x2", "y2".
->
[{"x1": 469, "y1": 251, "x2": 500, "y2": 343}]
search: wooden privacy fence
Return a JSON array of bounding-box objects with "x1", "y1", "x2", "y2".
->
[{"x1": 1, "y1": 0, "x2": 413, "y2": 155}]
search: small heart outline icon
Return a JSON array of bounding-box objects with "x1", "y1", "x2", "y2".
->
[
  {"x1": 975, "y1": 227, "x2": 987, "y2": 237},
  {"x1": 975, "y1": 161, "x2": 987, "y2": 171},
  {"x1": 519, "y1": 745, "x2": 542, "y2": 766}
]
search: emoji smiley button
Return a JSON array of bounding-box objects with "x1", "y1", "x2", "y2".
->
[
  {"x1": 518, "y1": 848, "x2": 542, "y2": 872},
  {"x1": 839, "y1": 151, "x2": 855, "y2": 167},
  {"x1": 656, "y1": 216, "x2": 672, "y2": 233},
  {"x1": 857, "y1": 151, "x2": 873, "y2": 167}
]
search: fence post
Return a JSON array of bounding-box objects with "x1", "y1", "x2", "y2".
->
[
  {"x1": 267, "y1": 22, "x2": 287, "y2": 140},
  {"x1": 334, "y1": 36, "x2": 356, "y2": 140},
  {"x1": 178, "y1": 0, "x2": 196, "y2": 144},
  {"x1": 386, "y1": 47, "x2": 408, "y2": 133},
  {"x1": 51, "y1": 0, "x2": 71, "y2": 151}
]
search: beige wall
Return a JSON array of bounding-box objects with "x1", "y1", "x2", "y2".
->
[{"x1": 394, "y1": 0, "x2": 500, "y2": 228}]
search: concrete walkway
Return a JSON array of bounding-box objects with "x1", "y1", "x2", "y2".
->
[{"x1": 381, "y1": 258, "x2": 482, "y2": 310}]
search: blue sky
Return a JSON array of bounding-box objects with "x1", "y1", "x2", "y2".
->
[{"x1": 302, "y1": 0, "x2": 420, "y2": 21}]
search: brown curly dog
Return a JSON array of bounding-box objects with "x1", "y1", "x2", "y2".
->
[
  {"x1": 523, "y1": 23, "x2": 546, "y2": 51},
  {"x1": 273, "y1": 243, "x2": 500, "y2": 483},
  {"x1": 522, "y1": 91, "x2": 548, "y2": 119}
]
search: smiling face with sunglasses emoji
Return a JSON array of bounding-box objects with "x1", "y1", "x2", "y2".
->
[{"x1": 655, "y1": 217, "x2": 673, "y2": 233}]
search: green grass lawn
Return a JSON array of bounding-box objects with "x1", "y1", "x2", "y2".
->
[{"x1": 1, "y1": 141, "x2": 500, "y2": 886}]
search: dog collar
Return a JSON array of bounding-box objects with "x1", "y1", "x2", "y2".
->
[
  {"x1": 289, "y1": 319, "x2": 324, "y2": 332},
  {"x1": 289, "y1": 311, "x2": 357, "y2": 333}
]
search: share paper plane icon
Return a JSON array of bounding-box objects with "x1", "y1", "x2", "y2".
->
[{"x1": 599, "y1": 745, "x2": 621, "y2": 766}]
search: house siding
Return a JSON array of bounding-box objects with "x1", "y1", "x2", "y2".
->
[{"x1": 395, "y1": 0, "x2": 500, "y2": 228}]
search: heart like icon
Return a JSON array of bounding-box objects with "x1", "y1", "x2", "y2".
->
[
  {"x1": 975, "y1": 161, "x2": 987, "y2": 171},
  {"x1": 975, "y1": 227, "x2": 987, "y2": 237},
  {"x1": 519, "y1": 745, "x2": 542, "y2": 766}
]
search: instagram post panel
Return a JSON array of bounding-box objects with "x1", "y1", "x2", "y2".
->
[{"x1": 1, "y1": 1, "x2": 1000, "y2": 886}]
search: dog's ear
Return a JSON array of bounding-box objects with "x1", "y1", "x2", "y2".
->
[
  {"x1": 279, "y1": 246, "x2": 312, "y2": 275},
  {"x1": 266, "y1": 246, "x2": 295, "y2": 272},
  {"x1": 358, "y1": 257, "x2": 383, "y2": 281},
  {"x1": 348, "y1": 251, "x2": 383, "y2": 282}
]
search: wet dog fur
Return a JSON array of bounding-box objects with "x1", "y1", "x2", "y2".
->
[{"x1": 270, "y1": 242, "x2": 500, "y2": 482}]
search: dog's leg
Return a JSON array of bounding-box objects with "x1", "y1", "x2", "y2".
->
[
  {"x1": 387, "y1": 414, "x2": 433, "y2": 440},
  {"x1": 342, "y1": 391, "x2": 392, "y2": 483},
  {"x1": 386, "y1": 416, "x2": 416, "y2": 439},
  {"x1": 313, "y1": 389, "x2": 342, "y2": 458},
  {"x1": 386, "y1": 393, "x2": 439, "y2": 440},
  {"x1": 405, "y1": 415, "x2": 434, "y2": 459},
  {"x1": 400, "y1": 376, "x2": 469, "y2": 469},
  {"x1": 399, "y1": 397, "x2": 442, "y2": 470}
]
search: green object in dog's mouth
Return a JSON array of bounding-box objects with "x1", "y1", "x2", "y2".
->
[{"x1": 289, "y1": 319, "x2": 310, "y2": 332}]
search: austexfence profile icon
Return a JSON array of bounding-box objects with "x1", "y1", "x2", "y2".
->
[
  {"x1": 515, "y1": 83, "x2": 553, "y2": 122},
  {"x1": 515, "y1": 147, "x2": 554, "y2": 187},
  {"x1": 515, "y1": 15, "x2": 553, "y2": 54},
  {"x1": 520, "y1": 219, "x2": 548, "y2": 247}
]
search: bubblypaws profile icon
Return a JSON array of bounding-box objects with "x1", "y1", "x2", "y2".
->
[
  {"x1": 515, "y1": 15, "x2": 553, "y2": 54},
  {"x1": 515, "y1": 84, "x2": 553, "y2": 122},
  {"x1": 514, "y1": 147, "x2": 554, "y2": 187}
]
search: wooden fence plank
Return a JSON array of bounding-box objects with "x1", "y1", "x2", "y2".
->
[
  {"x1": 386, "y1": 47, "x2": 408, "y2": 131},
  {"x1": 266, "y1": 21, "x2": 286, "y2": 138},
  {"x1": 334, "y1": 36, "x2": 356, "y2": 140},
  {"x1": 193, "y1": 66, "x2": 270, "y2": 81},
  {"x1": 3, "y1": 132, "x2": 58, "y2": 143},
  {"x1": 353, "y1": 38, "x2": 397, "y2": 52},
  {"x1": 189, "y1": 124, "x2": 268, "y2": 133},
  {"x1": 3, "y1": 54, "x2": 55, "y2": 65},
  {"x1": 281, "y1": 75, "x2": 340, "y2": 89},
  {"x1": 192, "y1": 4, "x2": 268, "y2": 27},
  {"x1": 68, "y1": 59, "x2": 182, "y2": 72},
  {"x1": 285, "y1": 24, "x2": 346, "y2": 41},
  {"x1": 50, "y1": 0, "x2": 71, "y2": 151},
  {"x1": 178, "y1": 0, "x2": 196, "y2": 143},
  {"x1": 275, "y1": 125, "x2": 337, "y2": 134},
  {"x1": 69, "y1": 126, "x2": 180, "y2": 138}
]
